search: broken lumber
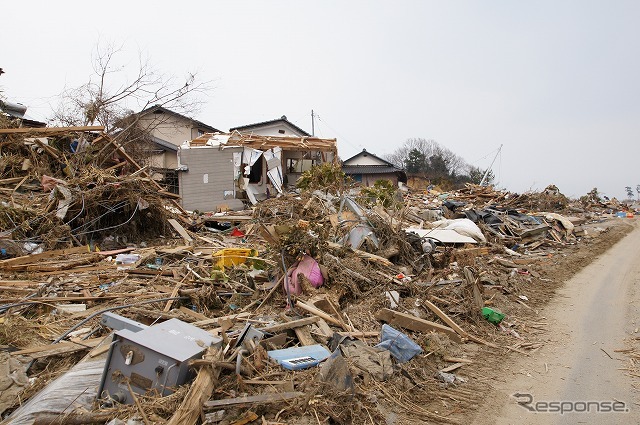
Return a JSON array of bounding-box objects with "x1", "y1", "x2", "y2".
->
[
  {"x1": 0, "y1": 125, "x2": 105, "y2": 134},
  {"x1": 203, "y1": 392, "x2": 305, "y2": 409},
  {"x1": 167, "y1": 348, "x2": 222, "y2": 425},
  {"x1": 295, "y1": 300, "x2": 351, "y2": 332},
  {"x1": 260, "y1": 316, "x2": 319, "y2": 333},
  {"x1": 0, "y1": 245, "x2": 89, "y2": 268},
  {"x1": 421, "y1": 300, "x2": 467, "y2": 338},
  {"x1": 168, "y1": 218, "x2": 193, "y2": 243},
  {"x1": 10, "y1": 338, "x2": 102, "y2": 359},
  {"x1": 375, "y1": 308, "x2": 462, "y2": 343}
]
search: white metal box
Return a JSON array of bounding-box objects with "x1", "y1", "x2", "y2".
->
[{"x1": 98, "y1": 318, "x2": 221, "y2": 404}]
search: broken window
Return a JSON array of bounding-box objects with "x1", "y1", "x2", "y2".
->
[
  {"x1": 287, "y1": 158, "x2": 316, "y2": 173},
  {"x1": 248, "y1": 157, "x2": 263, "y2": 183}
]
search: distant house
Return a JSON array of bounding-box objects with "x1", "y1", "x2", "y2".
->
[
  {"x1": 342, "y1": 149, "x2": 407, "y2": 187},
  {"x1": 0, "y1": 100, "x2": 46, "y2": 128},
  {"x1": 230, "y1": 115, "x2": 311, "y2": 137},
  {"x1": 177, "y1": 132, "x2": 337, "y2": 212},
  {"x1": 121, "y1": 105, "x2": 220, "y2": 193}
]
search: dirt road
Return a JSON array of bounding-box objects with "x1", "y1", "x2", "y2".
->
[{"x1": 472, "y1": 221, "x2": 640, "y2": 424}]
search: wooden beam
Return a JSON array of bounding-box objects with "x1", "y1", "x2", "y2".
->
[
  {"x1": 260, "y1": 316, "x2": 319, "y2": 333},
  {"x1": 294, "y1": 326, "x2": 316, "y2": 346},
  {"x1": 421, "y1": 300, "x2": 467, "y2": 338},
  {"x1": 11, "y1": 338, "x2": 102, "y2": 359},
  {"x1": 203, "y1": 392, "x2": 304, "y2": 409},
  {"x1": 375, "y1": 308, "x2": 462, "y2": 343},
  {"x1": 168, "y1": 218, "x2": 193, "y2": 243},
  {"x1": 295, "y1": 300, "x2": 351, "y2": 331},
  {"x1": 440, "y1": 362, "x2": 465, "y2": 373},
  {"x1": 0, "y1": 245, "x2": 89, "y2": 268},
  {"x1": 192, "y1": 312, "x2": 252, "y2": 327},
  {"x1": 167, "y1": 348, "x2": 222, "y2": 425},
  {"x1": 0, "y1": 126, "x2": 104, "y2": 134}
]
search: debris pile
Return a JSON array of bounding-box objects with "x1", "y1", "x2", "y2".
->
[
  {"x1": 0, "y1": 128, "x2": 634, "y2": 424},
  {"x1": 0, "y1": 127, "x2": 184, "y2": 253}
]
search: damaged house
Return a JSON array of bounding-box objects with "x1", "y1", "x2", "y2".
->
[{"x1": 177, "y1": 132, "x2": 337, "y2": 211}]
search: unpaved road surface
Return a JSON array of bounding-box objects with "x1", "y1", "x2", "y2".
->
[{"x1": 473, "y1": 221, "x2": 640, "y2": 424}]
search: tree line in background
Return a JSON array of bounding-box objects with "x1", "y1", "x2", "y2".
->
[
  {"x1": 384, "y1": 138, "x2": 495, "y2": 189},
  {"x1": 624, "y1": 185, "x2": 640, "y2": 201}
]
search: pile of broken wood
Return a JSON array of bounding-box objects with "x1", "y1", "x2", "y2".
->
[{"x1": 0, "y1": 128, "x2": 623, "y2": 425}]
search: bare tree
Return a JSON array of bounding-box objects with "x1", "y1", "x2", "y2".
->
[{"x1": 51, "y1": 42, "x2": 211, "y2": 157}]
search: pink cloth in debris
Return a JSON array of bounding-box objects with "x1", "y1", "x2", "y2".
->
[{"x1": 284, "y1": 255, "x2": 324, "y2": 295}]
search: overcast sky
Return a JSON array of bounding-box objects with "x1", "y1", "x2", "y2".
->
[{"x1": 3, "y1": 1, "x2": 640, "y2": 200}]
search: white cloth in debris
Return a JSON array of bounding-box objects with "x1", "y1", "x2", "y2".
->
[
  {"x1": 431, "y1": 218, "x2": 487, "y2": 243},
  {"x1": 545, "y1": 213, "x2": 575, "y2": 235}
]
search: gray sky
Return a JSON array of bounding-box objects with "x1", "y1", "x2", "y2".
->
[{"x1": 3, "y1": 1, "x2": 640, "y2": 200}]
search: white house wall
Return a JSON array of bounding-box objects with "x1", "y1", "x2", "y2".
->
[
  {"x1": 237, "y1": 123, "x2": 306, "y2": 137},
  {"x1": 178, "y1": 147, "x2": 243, "y2": 212},
  {"x1": 138, "y1": 114, "x2": 192, "y2": 147}
]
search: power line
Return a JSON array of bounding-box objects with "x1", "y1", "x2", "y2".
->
[{"x1": 314, "y1": 113, "x2": 360, "y2": 152}]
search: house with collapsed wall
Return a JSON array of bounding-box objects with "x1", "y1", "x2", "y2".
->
[
  {"x1": 177, "y1": 132, "x2": 337, "y2": 212},
  {"x1": 342, "y1": 149, "x2": 407, "y2": 187}
]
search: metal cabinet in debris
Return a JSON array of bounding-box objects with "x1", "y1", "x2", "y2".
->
[{"x1": 98, "y1": 318, "x2": 222, "y2": 405}]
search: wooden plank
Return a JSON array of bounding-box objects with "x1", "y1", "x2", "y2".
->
[
  {"x1": 125, "y1": 268, "x2": 174, "y2": 276},
  {"x1": 203, "y1": 392, "x2": 304, "y2": 409},
  {"x1": 243, "y1": 379, "x2": 295, "y2": 386},
  {"x1": 167, "y1": 348, "x2": 222, "y2": 425},
  {"x1": 168, "y1": 218, "x2": 193, "y2": 242},
  {"x1": 293, "y1": 326, "x2": 316, "y2": 346},
  {"x1": 0, "y1": 280, "x2": 46, "y2": 287},
  {"x1": 179, "y1": 306, "x2": 210, "y2": 321},
  {"x1": 0, "y1": 245, "x2": 89, "y2": 268},
  {"x1": 295, "y1": 301, "x2": 350, "y2": 331},
  {"x1": 97, "y1": 247, "x2": 136, "y2": 256},
  {"x1": 38, "y1": 264, "x2": 116, "y2": 276},
  {"x1": 336, "y1": 331, "x2": 380, "y2": 338},
  {"x1": 315, "y1": 318, "x2": 334, "y2": 338},
  {"x1": 375, "y1": 308, "x2": 462, "y2": 343},
  {"x1": 0, "y1": 126, "x2": 104, "y2": 134},
  {"x1": 192, "y1": 312, "x2": 252, "y2": 327},
  {"x1": 89, "y1": 344, "x2": 112, "y2": 358},
  {"x1": 164, "y1": 275, "x2": 188, "y2": 312},
  {"x1": 260, "y1": 316, "x2": 319, "y2": 333},
  {"x1": 11, "y1": 338, "x2": 102, "y2": 359},
  {"x1": 0, "y1": 295, "x2": 120, "y2": 303},
  {"x1": 421, "y1": 300, "x2": 467, "y2": 337},
  {"x1": 440, "y1": 362, "x2": 464, "y2": 373}
]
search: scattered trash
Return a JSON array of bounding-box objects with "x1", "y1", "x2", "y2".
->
[
  {"x1": 267, "y1": 344, "x2": 331, "y2": 370},
  {"x1": 375, "y1": 324, "x2": 422, "y2": 363},
  {"x1": 482, "y1": 307, "x2": 505, "y2": 324}
]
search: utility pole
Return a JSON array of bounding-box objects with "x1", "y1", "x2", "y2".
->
[
  {"x1": 311, "y1": 109, "x2": 315, "y2": 136},
  {"x1": 480, "y1": 144, "x2": 503, "y2": 187}
]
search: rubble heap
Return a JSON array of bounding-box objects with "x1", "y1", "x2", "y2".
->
[{"x1": 0, "y1": 128, "x2": 634, "y2": 425}]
